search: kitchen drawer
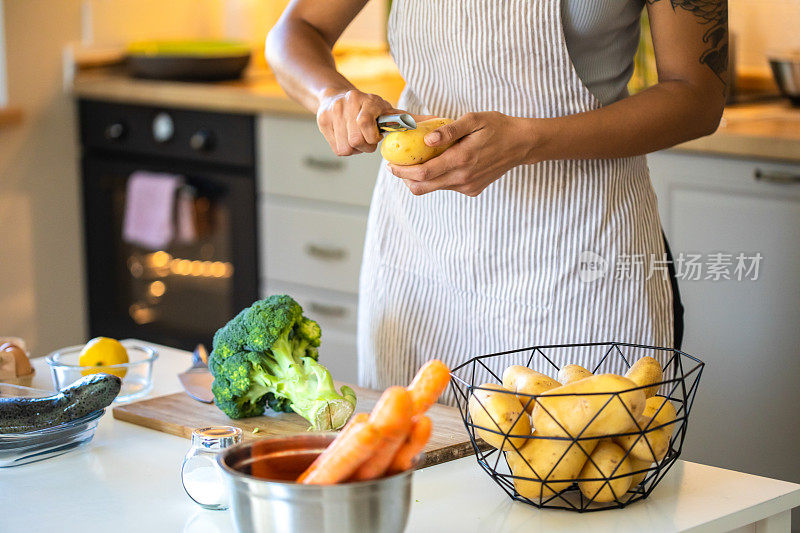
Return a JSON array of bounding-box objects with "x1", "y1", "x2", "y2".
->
[
  {"x1": 650, "y1": 152, "x2": 800, "y2": 199},
  {"x1": 316, "y1": 328, "x2": 358, "y2": 385},
  {"x1": 262, "y1": 281, "x2": 359, "y2": 384},
  {"x1": 261, "y1": 201, "x2": 367, "y2": 294},
  {"x1": 262, "y1": 280, "x2": 358, "y2": 336},
  {"x1": 257, "y1": 115, "x2": 382, "y2": 207}
]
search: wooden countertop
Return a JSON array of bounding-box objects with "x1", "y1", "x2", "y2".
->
[
  {"x1": 73, "y1": 67, "x2": 800, "y2": 163},
  {"x1": 675, "y1": 102, "x2": 800, "y2": 163},
  {"x1": 72, "y1": 60, "x2": 406, "y2": 116}
]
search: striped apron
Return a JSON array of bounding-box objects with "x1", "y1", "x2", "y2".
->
[{"x1": 357, "y1": 0, "x2": 674, "y2": 400}]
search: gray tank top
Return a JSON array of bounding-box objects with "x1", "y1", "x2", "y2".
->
[{"x1": 562, "y1": 0, "x2": 645, "y2": 105}]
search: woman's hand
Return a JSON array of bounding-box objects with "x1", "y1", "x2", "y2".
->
[
  {"x1": 317, "y1": 89, "x2": 401, "y2": 156},
  {"x1": 388, "y1": 111, "x2": 542, "y2": 197}
]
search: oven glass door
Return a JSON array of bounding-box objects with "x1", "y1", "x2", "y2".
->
[{"x1": 82, "y1": 155, "x2": 258, "y2": 350}]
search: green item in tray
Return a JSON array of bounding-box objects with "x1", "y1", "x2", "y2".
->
[{"x1": 127, "y1": 40, "x2": 251, "y2": 58}]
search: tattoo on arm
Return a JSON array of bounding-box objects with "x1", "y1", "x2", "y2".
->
[{"x1": 648, "y1": 0, "x2": 729, "y2": 84}]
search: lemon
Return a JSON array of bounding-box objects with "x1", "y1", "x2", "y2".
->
[{"x1": 79, "y1": 337, "x2": 129, "y2": 378}]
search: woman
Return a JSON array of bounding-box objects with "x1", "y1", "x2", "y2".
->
[{"x1": 266, "y1": 0, "x2": 727, "y2": 392}]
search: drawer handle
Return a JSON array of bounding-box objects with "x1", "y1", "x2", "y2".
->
[
  {"x1": 303, "y1": 156, "x2": 344, "y2": 171},
  {"x1": 754, "y1": 169, "x2": 800, "y2": 184},
  {"x1": 305, "y1": 243, "x2": 348, "y2": 261},
  {"x1": 308, "y1": 302, "x2": 347, "y2": 318}
]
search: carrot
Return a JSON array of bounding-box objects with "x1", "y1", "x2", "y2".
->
[
  {"x1": 388, "y1": 415, "x2": 432, "y2": 474},
  {"x1": 369, "y1": 386, "x2": 414, "y2": 433},
  {"x1": 350, "y1": 387, "x2": 414, "y2": 480},
  {"x1": 296, "y1": 413, "x2": 368, "y2": 483},
  {"x1": 407, "y1": 360, "x2": 451, "y2": 415},
  {"x1": 300, "y1": 421, "x2": 381, "y2": 485},
  {"x1": 351, "y1": 432, "x2": 408, "y2": 481}
]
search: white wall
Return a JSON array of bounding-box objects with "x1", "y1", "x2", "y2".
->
[
  {"x1": 0, "y1": 0, "x2": 86, "y2": 356},
  {"x1": 0, "y1": 0, "x2": 386, "y2": 357},
  {"x1": 0, "y1": 0, "x2": 7, "y2": 105},
  {"x1": 84, "y1": 0, "x2": 386, "y2": 49},
  {"x1": 85, "y1": 0, "x2": 225, "y2": 45},
  {"x1": 730, "y1": 0, "x2": 800, "y2": 74}
]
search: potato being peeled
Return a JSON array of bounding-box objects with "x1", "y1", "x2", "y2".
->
[{"x1": 380, "y1": 118, "x2": 454, "y2": 166}]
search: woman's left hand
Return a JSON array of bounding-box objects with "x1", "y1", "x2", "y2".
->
[{"x1": 388, "y1": 111, "x2": 540, "y2": 197}]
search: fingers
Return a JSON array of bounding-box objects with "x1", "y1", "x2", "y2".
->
[
  {"x1": 388, "y1": 133, "x2": 488, "y2": 196},
  {"x1": 334, "y1": 120, "x2": 360, "y2": 156},
  {"x1": 402, "y1": 173, "x2": 486, "y2": 197},
  {"x1": 389, "y1": 155, "x2": 473, "y2": 196},
  {"x1": 317, "y1": 90, "x2": 396, "y2": 156},
  {"x1": 355, "y1": 99, "x2": 387, "y2": 150},
  {"x1": 425, "y1": 112, "x2": 482, "y2": 147},
  {"x1": 389, "y1": 146, "x2": 471, "y2": 182}
]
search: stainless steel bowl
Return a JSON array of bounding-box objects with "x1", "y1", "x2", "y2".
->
[
  {"x1": 769, "y1": 53, "x2": 800, "y2": 105},
  {"x1": 218, "y1": 433, "x2": 414, "y2": 533}
]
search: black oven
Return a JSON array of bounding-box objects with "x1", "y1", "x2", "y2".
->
[{"x1": 78, "y1": 99, "x2": 258, "y2": 350}]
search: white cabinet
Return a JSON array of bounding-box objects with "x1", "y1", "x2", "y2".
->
[
  {"x1": 257, "y1": 114, "x2": 375, "y2": 384},
  {"x1": 257, "y1": 115, "x2": 381, "y2": 207},
  {"x1": 260, "y1": 200, "x2": 368, "y2": 294},
  {"x1": 262, "y1": 280, "x2": 359, "y2": 384},
  {"x1": 648, "y1": 151, "x2": 800, "y2": 486}
]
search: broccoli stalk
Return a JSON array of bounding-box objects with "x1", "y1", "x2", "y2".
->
[{"x1": 208, "y1": 295, "x2": 356, "y2": 430}]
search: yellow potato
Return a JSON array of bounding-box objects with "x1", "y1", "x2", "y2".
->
[
  {"x1": 643, "y1": 395, "x2": 677, "y2": 435},
  {"x1": 557, "y1": 364, "x2": 593, "y2": 385},
  {"x1": 380, "y1": 118, "x2": 454, "y2": 166},
  {"x1": 468, "y1": 383, "x2": 531, "y2": 451},
  {"x1": 506, "y1": 432, "x2": 597, "y2": 499},
  {"x1": 627, "y1": 458, "x2": 652, "y2": 488},
  {"x1": 578, "y1": 440, "x2": 633, "y2": 503},
  {"x1": 532, "y1": 374, "x2": 646, "y2": 438},
  {"x1": 502, "y1": 365, "x2": 561, "y2": 414},
  {"x1": 614, "y1": 395, "x2": 677, "y2": 463},
  {"x1": 625, "y1": 356, "x2": 664, "y2": 398},
  {"x1": 613, "y1": 415, "x2": 670, "y2": 462}
]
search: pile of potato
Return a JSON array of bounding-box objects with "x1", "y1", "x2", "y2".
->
[{"x1": 467, "y1": 357, "x2": 677, "y2": 503}]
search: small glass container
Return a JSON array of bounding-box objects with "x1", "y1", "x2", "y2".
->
[
  {"x1": 46, "y1": 343, "x2": 158, "y2": 403},
  {"x1": 181, "y1": 426, "x2": 243, "y2": 510}
]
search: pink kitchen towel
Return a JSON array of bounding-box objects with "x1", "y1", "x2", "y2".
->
[{"x1": 122, "y1": 171, "x2": 184, "y2": 250}]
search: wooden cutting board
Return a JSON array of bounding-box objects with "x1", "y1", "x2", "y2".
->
[{"x1": 112, "y1": 382, "x2": 486, "y2": 467}]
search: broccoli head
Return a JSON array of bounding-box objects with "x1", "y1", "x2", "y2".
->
[{"x1": 209, "y1": 295, "x2": 356, "y2": 430}]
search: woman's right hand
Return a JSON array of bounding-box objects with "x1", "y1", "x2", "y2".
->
[{"x1": 316, "y1": 89, "x2": 400, "y2": 156}]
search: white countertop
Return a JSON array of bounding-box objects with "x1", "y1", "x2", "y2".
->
[{"x1": 2, "y1": 341, "x2": 799, "y2": 533}]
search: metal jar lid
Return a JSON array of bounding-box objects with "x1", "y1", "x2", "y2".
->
[{"x1": 191, "y1": 426, "x2": 243, "y2": 450}]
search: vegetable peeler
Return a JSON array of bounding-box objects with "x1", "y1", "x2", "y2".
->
[{"x1": 377, "y1": 113, "x2": 417, "y2": 133}]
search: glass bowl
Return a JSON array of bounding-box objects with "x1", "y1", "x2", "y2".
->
[
  {"x1": 46, "y1": 342, "x2": 157, "y2": 403},
  {"x1": 0, "y1": 383, "x2": 105, "y2": 467}
]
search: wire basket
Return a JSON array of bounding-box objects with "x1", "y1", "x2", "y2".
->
[{"x1": 449, "y1": 342, "x2": 704, "y2": 512}]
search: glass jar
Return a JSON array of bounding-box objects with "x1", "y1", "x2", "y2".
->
[{"x1": 181, "y1": 426, "x2": 243, "y2": 510}]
